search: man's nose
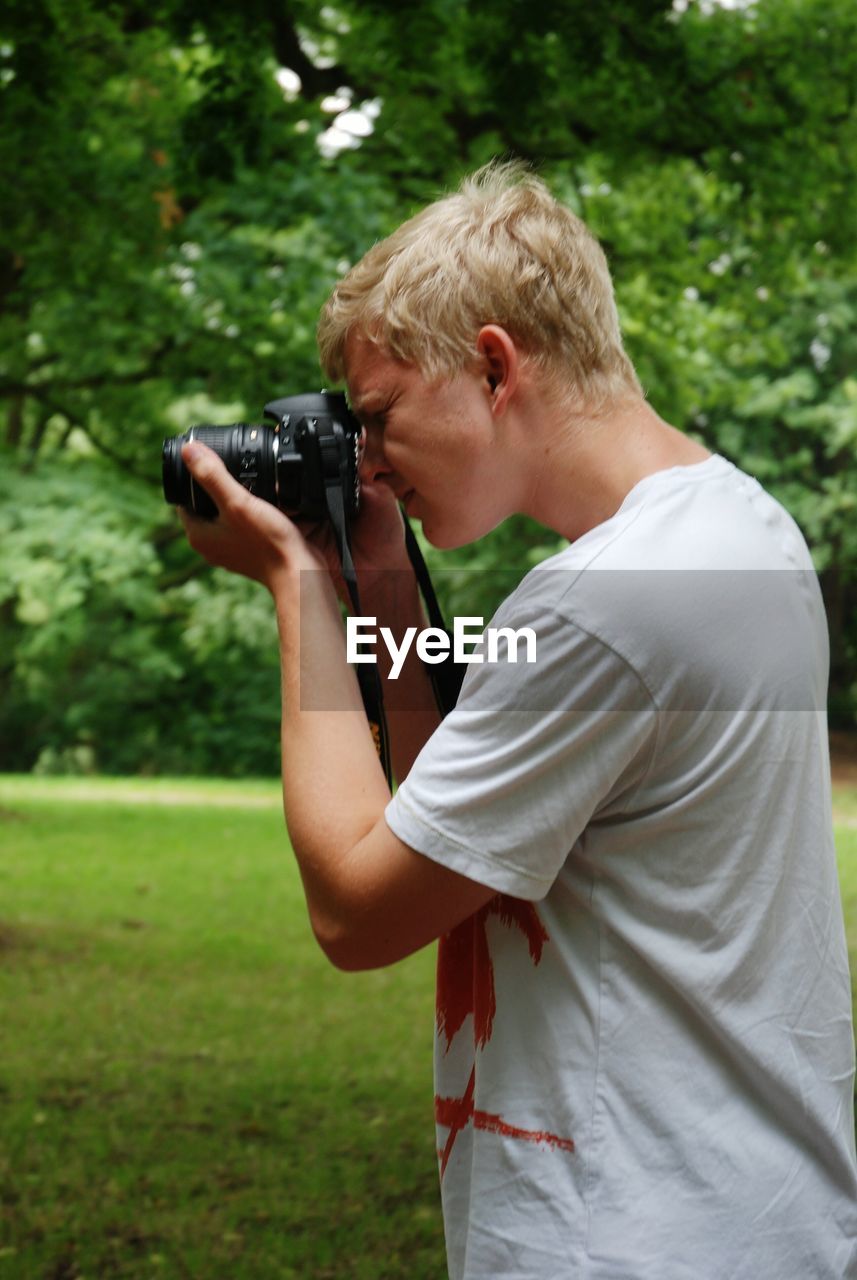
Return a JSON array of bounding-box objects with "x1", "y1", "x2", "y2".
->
[{"x1": 359, "y1": 429, "x2": 391, "y2": 483}]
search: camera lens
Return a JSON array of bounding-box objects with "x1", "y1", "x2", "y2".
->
[
  {"x1": 161, "y1": 436, "x2": 189, "y2": 507},
  {"x1": 161, "y1": 424, "x2": 276, "y2": 519}
]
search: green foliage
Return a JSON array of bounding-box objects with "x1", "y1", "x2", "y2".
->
[
  {"x1": 1, "y1": 0, "x2": 855, "y2": 772},
  {"x1": 0, "y1": 458, "x2": 282, "y2": 774}
]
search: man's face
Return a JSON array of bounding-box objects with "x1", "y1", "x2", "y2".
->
[{"x1": 343, "y1": 331, "x2": 510, "y2": 549}]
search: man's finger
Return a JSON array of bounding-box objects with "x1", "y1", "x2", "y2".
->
[
  {"x1": 182, "y1": 440, "x2": 248, "y2": 513},
  {"x1": 182, "y1": 440, "x2": 230, "y2": 488}
]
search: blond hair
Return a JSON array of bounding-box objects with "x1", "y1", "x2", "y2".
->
[{"x1": 317, "y1": 161, "x2": 641, "y2": 405}]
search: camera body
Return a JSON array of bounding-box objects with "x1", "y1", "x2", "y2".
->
[{"x1": 162, "y1": 391, "x2": 361, "y2": 522}]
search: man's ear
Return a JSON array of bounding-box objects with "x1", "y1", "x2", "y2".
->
[{"x1": 475, "y1": 325, "x2": 519, "y2": 414}]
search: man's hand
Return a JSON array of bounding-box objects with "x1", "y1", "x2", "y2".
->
[
  {"x1": 349, "y1": 476, "x2": 413, "y2": 575},
  {"x1": 295, "y1": 474, "x2": 414, "y2": 607},
  {"x1": 179, "y1": 441, "x2": 412, "y2": 597},
  {"x1": 178, "y1": 441, "x2": 322, "y2": 591}
]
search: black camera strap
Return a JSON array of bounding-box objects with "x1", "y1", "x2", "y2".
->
[
  {"x1": 401, "y1": 518, "x2": 466, "y2": 717},
  {"x1": 322, "y1": 461, "x2": 394, "y2": 786},
  {"x1": 323, "y1": 479, "x2": 464, "y2": 787}
]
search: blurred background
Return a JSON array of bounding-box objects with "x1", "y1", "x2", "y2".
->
[{"x1": 2, "y1": 0, "x2": 855, "y2": 778}]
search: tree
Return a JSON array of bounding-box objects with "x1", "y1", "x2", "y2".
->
[{"x1": 1, "y1": 0, "x2": 855, "y2": 772}]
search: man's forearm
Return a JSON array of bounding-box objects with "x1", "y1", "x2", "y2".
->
[{"x1": 275, "y1": 566, "x2": 392, "y2": 944}]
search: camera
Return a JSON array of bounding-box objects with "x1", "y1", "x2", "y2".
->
[
  {"x1": 162, "y1": 389, "x2": 460, "y2": 777},
  {"x1": 162, "y1": 391, "x2": 361, "y2": 522}
]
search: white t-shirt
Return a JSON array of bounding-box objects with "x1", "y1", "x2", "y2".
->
[{"x1": 386, "y1": 456, "x2": 857, "y2": 1280}]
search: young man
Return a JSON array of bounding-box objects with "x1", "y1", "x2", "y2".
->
[{"x1": 179, "y1": 164, "x2": 857, "y2": 1278}]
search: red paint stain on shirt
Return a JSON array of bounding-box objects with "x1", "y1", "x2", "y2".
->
[
  {"x1": 434, "y1": 895, "x2": 573, "y2": 1175},
  {"x1": 436, "y1": 1067, "x2": 574, "y2": 1177},
  {"x1": 437, "y1": 1066, "x2": 477, "y2": 1177},
  {"x1": 436, "y1": 894, "x2": 549, "y2": 1052}
]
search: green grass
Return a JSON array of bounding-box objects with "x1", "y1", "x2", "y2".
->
[
  {"x1": 1, "y1": 774, "x2": 856, "y2": 1280},
  {"x1": 0, "y1": 777, "x2": 444, "y2": 1280}
]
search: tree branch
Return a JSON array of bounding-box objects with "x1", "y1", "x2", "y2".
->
[
  {"x1": 267, "y1": 4, "x2": 376, "y2": 102},
  {"x1": 5, "y1": 393, "x2": 25, "y2": 448},
  {"x1": 0, "y1": 339, "x2": 177, "y2": 401},
  {"x1": 18, "y1": 385, "x2": 152, "y2": 478}
]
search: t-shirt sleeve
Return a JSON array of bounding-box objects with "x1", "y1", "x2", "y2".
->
[{"x1": 385, "y1": 600, "x2": 658, "y2": 900}]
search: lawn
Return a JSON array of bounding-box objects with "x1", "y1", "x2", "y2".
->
[
  {"x1": 1, "y1": 773, "x2": 856, "y2": 1280},
  {"x1": 0, "y1": 777, "x2": 444, "y2": 1280}
]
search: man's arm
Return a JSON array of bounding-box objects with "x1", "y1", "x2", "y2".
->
[{"x1": 180, "y1": 442, "x2": 496, "y2": 969}]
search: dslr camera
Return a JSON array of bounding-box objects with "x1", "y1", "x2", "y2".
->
[
  {"x1": 162, "y1": 389, "x2": 460, "y2": 777},
  {"x1": 162, "y1": 391, "x2": 361, "y2": 523}
]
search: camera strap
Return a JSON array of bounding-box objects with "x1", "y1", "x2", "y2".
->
[
  {"x1": 401, "y1": 518, "x2": 466, "y2": 717},
  {"x1": 322, "y1": 464, "x2": 394, "y2": 785},
  {"x1": 324, "y1": 474, "x2": 464, "y2": 787}
]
